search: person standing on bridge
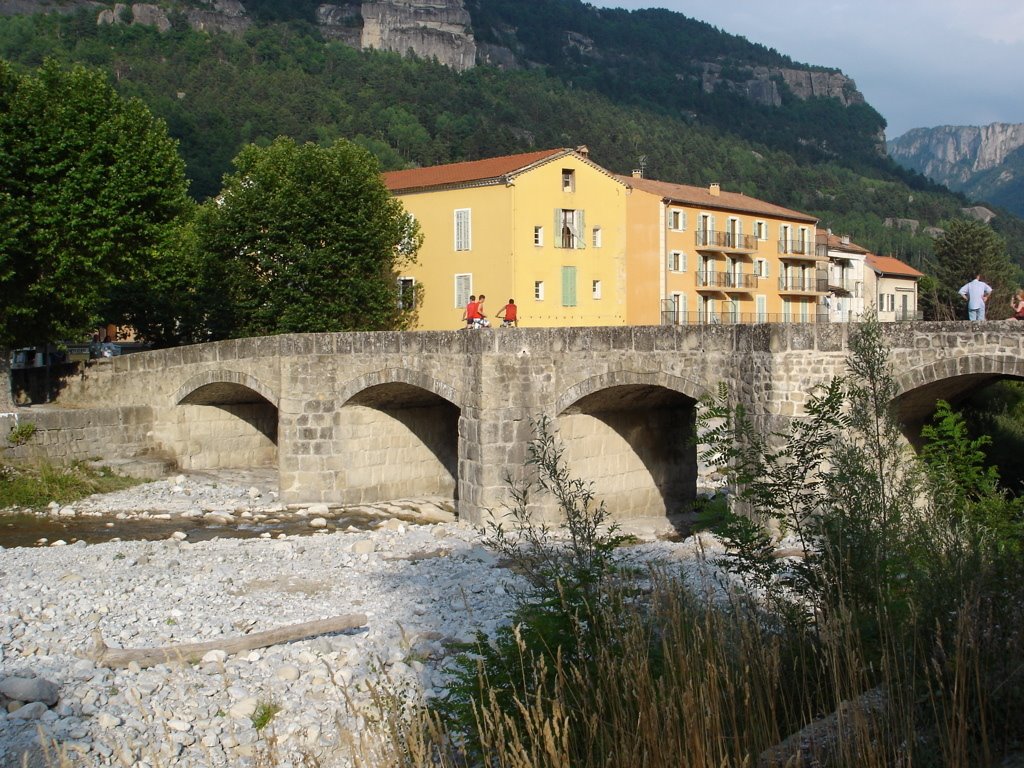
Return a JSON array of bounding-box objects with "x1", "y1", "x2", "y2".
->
[{"x1": 959, "y1": 273, "x2": 992, "y2": 321}]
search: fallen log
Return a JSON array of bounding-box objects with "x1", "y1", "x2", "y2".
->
[{"x1": 86, "y1": 613, "x2": 368, "y2": 669}]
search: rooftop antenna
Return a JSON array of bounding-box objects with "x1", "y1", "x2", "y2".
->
[{"x1": 637, "y1": 154, "x2": 648, "y2": 178}]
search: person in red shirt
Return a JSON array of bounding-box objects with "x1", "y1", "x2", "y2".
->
[
  {"x1": 497, "y1": 298, "x2": 518, "y2": 327},
  {"x1": 462, "y1": 295, "x2": 479, "y2": 328}
]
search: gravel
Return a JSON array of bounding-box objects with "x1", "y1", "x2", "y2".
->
[{"x1": 0, "y1": 471, "x2": 715, "y2": 767}]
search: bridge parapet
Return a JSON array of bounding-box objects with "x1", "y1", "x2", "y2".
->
[{"x1": 38, "y1": 321, "x2": 1024, "y2": 525}]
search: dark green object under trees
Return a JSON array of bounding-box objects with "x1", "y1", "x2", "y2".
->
[{"x1": 194, "y1": 137, "x2": 422, "y2": 337}]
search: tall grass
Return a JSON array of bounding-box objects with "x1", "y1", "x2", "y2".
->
[
  {"x1": 358, "y1": 317, "x2": 1024, "y2": 768},
  {"x1": 0, "y1": 460, "x2": 139, "y2": 509}
]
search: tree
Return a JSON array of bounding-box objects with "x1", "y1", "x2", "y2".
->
[
  {"x1": 194, "y1": 137, "x2": 421, "y2": 337},
  {"x1": 930, "y1": 218, "x2": 1019, "y2": 320},
  {"x1": 0, "y1": 58, "x2": 190, "y2": 410}
]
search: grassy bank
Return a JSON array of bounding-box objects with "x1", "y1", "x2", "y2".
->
[{"x1": 0, "y1": 460, "x2": 139, "y2": 509}]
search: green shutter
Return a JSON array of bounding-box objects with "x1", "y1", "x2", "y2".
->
[{"x1": 561, "y1": 266, "x2": 577, "y2": 306}]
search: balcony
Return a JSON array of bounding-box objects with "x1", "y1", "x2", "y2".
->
[
  {"x1": 778, "y1": 240, "x2": 818, "y2": 261},
  {"x1": 660, "y1": 308, "x2": 832, "y2": 326},
  {"x1": 778, "y1": 276, "x2": 827, "y2": 294},
  {"x1": 827, "y1": 276, "x2": 856, "y2": 293},
  {"x1": 696, "y1": 271, "x2": 759, "y2": 292},
  {"x1": 695, "y1": 229, "x2": 758, "y2": 254}
]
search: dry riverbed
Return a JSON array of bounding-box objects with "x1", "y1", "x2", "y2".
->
[{"x1": 0, "y1": 471, "x2": 713, "y2": 767}]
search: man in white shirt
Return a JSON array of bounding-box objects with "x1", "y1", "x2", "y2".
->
[{"x1": 959, "y1": 274, "x2": 993, "y2": 320}]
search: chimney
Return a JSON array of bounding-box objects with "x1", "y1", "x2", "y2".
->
[
  {"x1": 841, "y1": 234, "x2": 850, "y2": 245},
  {"x1": 575, "y1": 144, "x2": 589, "y2": 158},
  {"x1": 632, "y1": 169, "x2": 643, "y2": 178},
  {"x1": 709, "y1": 182, "x2": 720, "y2": 196}
]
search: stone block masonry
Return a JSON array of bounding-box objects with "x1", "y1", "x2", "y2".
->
[{"x1": 21, "y1": 322, "x2": 1024, "y2": 526}]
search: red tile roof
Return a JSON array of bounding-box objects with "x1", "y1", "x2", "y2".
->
[
  {"x1": 383, "y1": 149, "x2": 572, "y2": 192},
  {"x1": 866, "y1": 253, "x2": 924, "y2": 278},
  {"x1": 816, "y1": 228, "x2": 871, "y2": 254},
  {"x1": 616, "y1": 175, "x2": 818, "y2": 223}
]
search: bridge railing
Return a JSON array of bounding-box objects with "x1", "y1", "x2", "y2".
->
[{"x1": 660, "y1": 308, "x2": 832, "y2": 326}]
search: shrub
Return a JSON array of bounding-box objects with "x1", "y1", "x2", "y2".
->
[{"x1": 7, "y1": 421, "x2": 36, "y2": 446}]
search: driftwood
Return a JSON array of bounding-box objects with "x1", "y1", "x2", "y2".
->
[{"x1": 86, "y1": 613, "x2": 368, "y2": 669}]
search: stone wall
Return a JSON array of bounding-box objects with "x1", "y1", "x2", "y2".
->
[
  {"x1": 22, "y1": 322, "x2": 1024, "y2": 525},
  {"x1": 0, "y1": 406, "x2": 157, "y2": 466}
]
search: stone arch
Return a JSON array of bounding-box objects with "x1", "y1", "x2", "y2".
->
[
  {"x1": 555, "y1": 370, "x2": 705, "y2": 526},
  {"x1": 557, "y1": 369, "x2": 706, "y2": 416},
  {"x1": 174, "y1": 370, "x2": 280, "y2": 408},
  {"x1": 892, "y1": 353, "x2": 1024, "y2": 442},
  {"x1": 335, "y1": 368, "x2": 462, "y2": 507},
  {"x1": 338, "y1": 368, "x2": 460, "y2": 409},
  {"x1": 170, "y1": 370, "x2": 279, "y2": 470}
]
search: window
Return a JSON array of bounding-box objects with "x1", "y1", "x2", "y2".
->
[
  {"x1": 670, "y1": 292, "x2": 686, "y2": 324},
  {"x1": 669, "y1": 209, "x2": 686, "y2": 231},
  {"x1": 754, "y1": 258, "x2": 769, "y2": 277},
  {"x1": 669, "y1": 251, "x2": 687, "y2": 272},
  {"x1": 592, "y1": 226, "x2": 602, "y2": 248},
  {"x1": 561, "y1": 169, "x2": 575, "y2": 192},
  {"x1": 534, "y1": 280, "x2": 545, "y2": 301},
  {"x1": 455, "y1": 273, "x2": 472, "y2": 308},
  {"x1": 561, "y1": 266, "x2": 577, "y2": 307},
  {"x1": 533, "y1": 226, "x2": 544, "y2": 247},
  {"x1": 397, "y1": 277, "x2": 416, "y2": 310},
  {"x1": 755, "y1": 221, "x2": 767, "y2": 240},
  {"x1": 454, "y1": 209, "x2": 471, "y2": 251},
  {"x1": 756, "y1": 295, "x2": 767, "y2": 323},
  {"x1": 555, "y1": 209, "x2": 585, "y2": 249},
  {"x1": 592, "y1": 279, "x2": 602, "y2": 299}
]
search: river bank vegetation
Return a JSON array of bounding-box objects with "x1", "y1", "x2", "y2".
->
[{"x1": 354, "y1": 318, "x2": 1024, "y2": 768}]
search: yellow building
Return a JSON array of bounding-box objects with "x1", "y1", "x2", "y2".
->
[
  {"x1": 384, "y1": 147, "x2": 629, "y2": 330},
  {"x1": 614, "y1": 173, "x2": 823, "y2": 325}
]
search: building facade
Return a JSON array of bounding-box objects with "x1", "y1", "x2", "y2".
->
[
  {"x1": 866, "y1": 253, "x2": 924, "y2": 322},
  {"x1": 616, "y1": 174, "x2": 823, "y2": 325},
  {"x1": 385, "y1": 149, "x2": 834, "y2": 330},
  {"x1": 817, "y1": 229, "x2": 870, "y2": 322},
  {"x1": 384, "y1": 148, "x2": 629, "y2": 330}
]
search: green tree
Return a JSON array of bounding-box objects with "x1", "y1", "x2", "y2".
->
[
  {"x1": 0, "y1": 58, "x2": 190, "y2": 409},
  {"x1": 931, "y1": 219, "x2": 1018, "y2": 320},
  {"x1": 195, "y1": 137, "x2": 421, "y2": 337}
]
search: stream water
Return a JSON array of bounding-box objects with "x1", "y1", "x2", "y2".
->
[{"x1": 0, "y1": 509, "x2": 392, "y2": 549}]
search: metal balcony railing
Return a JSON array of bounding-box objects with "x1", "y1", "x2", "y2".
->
[
  {"x1": 778, "y1": 240, "x2": 816, "y2": 257},
  {"x1": 696, "y1": 272, "x2": 760, "y2": 290},
  {"x1": 660, "y1": 309, "x2": 832, "y2": 326},
  {"x1": 778, "y1": 277, "x2": 828, "y2": 293},
  {"x1": 695, "y1": 229, "x2": 758, "y2": 251}
]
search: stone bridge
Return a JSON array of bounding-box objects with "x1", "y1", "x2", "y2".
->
[{"x1": 22, "y1": 322, "x2": 1024, "y2": 526}]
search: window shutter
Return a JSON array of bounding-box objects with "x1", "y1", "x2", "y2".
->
[
  {"x1": 575, "y1": 210, "x2": 586, "y2": 248},
  {"x1": 455, "y1": 274, "x2": 472, "y2": 307},
  {"x1": 554, "y1": 209, "x2": 562, "y2": 249},
  {"x1": 561, "y1": 266, "x2": 577, "y2": 307},
  {"x1": 454, "y1": 209, "x2": 471, "y2": 251}
]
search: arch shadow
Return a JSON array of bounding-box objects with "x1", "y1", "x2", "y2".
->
[
  {"x1": 340, "y1": 371, "x2": 462, "y2": 505},
  {"x1": 894, "y1": 355, "x2": 1024, "y2": 448},
  {"x1": 557, "y1": 372, "x2": 705, "y2": 533},
  {"x1": 173, "y1": 371, "x2": 280, "y2": 469}
]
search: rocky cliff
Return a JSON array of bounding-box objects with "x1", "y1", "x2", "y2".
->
[
  {"x1": 699, "y1": 63, "x2": 864, "y2": 108},
  {"x1": 888, "y1": 123, "x2": 1024, "y2": 217},
  {"x1": 2, "y1": 0, "x2": 476, "y2": 71}
]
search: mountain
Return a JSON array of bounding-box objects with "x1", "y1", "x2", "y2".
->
[
  {"x1": 1, "y1": 0, "x2": 886, "y2": 166},
  {"x1": 888, "y1": 123, "x2": 1024, "y2": 218},
  {"x1": 2, "y1": 0, "x2": 1024, "y2": 269}
]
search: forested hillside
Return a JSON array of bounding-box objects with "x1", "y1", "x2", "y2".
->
[{"x1": 1, "y1": 7, "x2": 1023, "y2": 271}]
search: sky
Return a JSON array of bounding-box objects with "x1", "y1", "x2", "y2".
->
[{"x1": 593, "y1": 0, "x2": 1024, "y2": 139}]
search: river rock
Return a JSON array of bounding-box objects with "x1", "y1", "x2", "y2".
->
[{"x1": 0, "y1": 674, "x2": 59, "y2": 705}]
